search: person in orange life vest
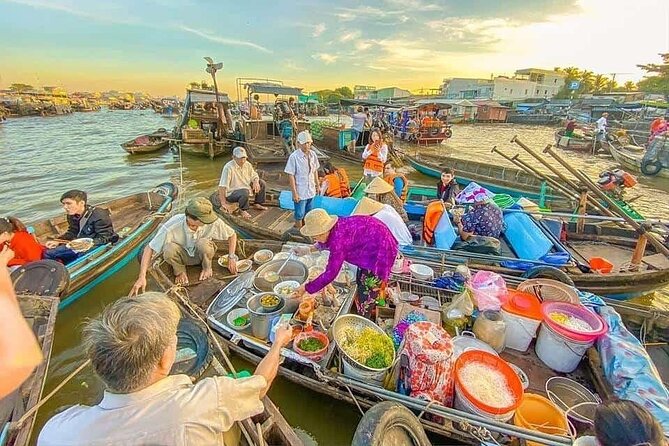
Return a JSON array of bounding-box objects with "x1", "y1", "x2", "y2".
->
[
  {"x1": 0, "y1": 217, "x2": 45, "y2": 270},
  {"x1": 319, "y1": 162, "x2": 351, "y2": 198},
  {"x1": 365, "y1": 177, "x2": 409, "y2": 223},
  {"x1": 423, "y1": 201, "x2": 446, "y2": 246},
  {"x1": 383, "y1": 163, "x2": 408, "y2": 203},
  {"x1": 362, "y1": 128, "x2": 388, "y2": 182}
]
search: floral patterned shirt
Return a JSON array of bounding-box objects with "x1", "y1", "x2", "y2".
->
[
  {"x1": 461, "y1": 203, "x2": 504, "y2": 238},
  {"x1": 305, "y1": 216, "x2": 398, "y2": 294}
]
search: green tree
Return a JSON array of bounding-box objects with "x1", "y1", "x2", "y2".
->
[
  {"x1": 637, "y1": 53, "x2": 669, "y2": 100},
  {"x1": 592, "y1": 74, "x2": 609, "y2": 93},
  {"x1": 9, "y1": 83, "x2": 33, "y2": 93},
  {"x1": 623, "y1": 81, "x2": 637, "y2": 92},
  {"x1": 333, "y1": 86, "x2": 353, "y2": 99},
  {"x1": 579, "y1": 70, "x2": 595, "y2": 93},
  {"x1": 188, "y1": 81, "x2": 200, "y2": 90}
]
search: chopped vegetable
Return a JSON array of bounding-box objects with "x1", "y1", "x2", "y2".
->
[
  {"x1": 340, "y1": 327, "x2": 394, "y2": 369},
  {"x1": 549, "y1": 311, "x2": 593, "y2": 332},
  {"x1": 459, "y1": 362, "x2": 516, "y2": 409},
  {"x1": 298, "y1": 337, "x2": 326, "y2": 352},
  {"x1": 260, "y1": 294, "x2": 280, "y2": 308},
  {"x1": 233, "y1": 315, "x2": 249, "y2": 327}
]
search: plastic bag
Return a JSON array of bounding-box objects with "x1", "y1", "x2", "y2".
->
[
  {"x1": 470, "y1": 270, "x2": 508, "y2": 311},
  {"x1": 442, "y1": 287, "x2": 474, "y2": 317},
  {"x1": 473, "y1": 310, "x2": 506, "y2": 352}
]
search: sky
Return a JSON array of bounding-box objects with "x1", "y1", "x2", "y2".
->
[{"x1": 1, "y1": 0, "x2": 668, "y2": 97}]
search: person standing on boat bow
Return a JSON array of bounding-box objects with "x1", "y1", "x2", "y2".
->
[
  {"x1": 215, "y1": 146, "x2": 267, "y2": 219},
  {"x1": 285, "y1": 130, "x2": 320, "y2": 229},
  {"x1": 38, "y1": 292, "x2": 293, "y2": 446},
  {"x1": 362, "y1": 128, "x2": 388, "y2": 182},
  {"x1": 292, "y1": 209, "x2": 398, "y2": 319},
  {"x1": 43, "y1": 190, "x2": 118, "y2": 264},
  {"x1": 130, "y1": 198, "x2": 238, "y2": 292},
  {"x1": 595, "y1": 112, "x2": 609, "y2": 147}
]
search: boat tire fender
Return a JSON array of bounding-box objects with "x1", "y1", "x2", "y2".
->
[
  {"x1": 640, "y1": 159, "x2": 663, "y2": 176},
  {"x1": 352, "y1": 401, "x2": 431, "y2": 446},
  {"x1": 444, "y1": 127, "x2": 453, "y2": 138},
  {"x1": 522, "y1": 265, "x2": 574, "y2": 287},
  {"x1": 11, "y1": 260, "x2": 70, "y2": 297}
]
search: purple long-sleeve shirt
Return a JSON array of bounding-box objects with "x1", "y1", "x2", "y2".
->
[{"x1": 305, "y1": 216, "x2": 399, "y2": 294}]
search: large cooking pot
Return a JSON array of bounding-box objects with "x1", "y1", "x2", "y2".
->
[
  {"x1": 247, "y1": 293, "x2": 286, "y2": 340},
  {"x1": 253, "y1": 259, "x2": 308, "y2": 292}
]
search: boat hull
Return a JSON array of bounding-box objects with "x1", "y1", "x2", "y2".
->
[
  {"x1": 609, "y1": 143, "x2": 669, "y2": 179},
  {"x1": 122, "y1": 140, "x2": 169, "y2": 154}
]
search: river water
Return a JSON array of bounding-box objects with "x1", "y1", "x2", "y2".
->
[{"x1": 0, "y1": 111, "x2": 667, "y2": 445}]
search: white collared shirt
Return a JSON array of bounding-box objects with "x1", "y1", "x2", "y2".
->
[
  {"x1": 373, "y1": 204, "x2": 412, "y2": 246},
  {"x1": 37, "y1": 374, "x2": 267, "y2": 446},
  {"x1": 219, "y1": 159, "x2": 259, "y2": 193},
  {"x1": 596, "y1": 116, "x2": 607, "y2": 132},
  {"x1": 149, "y1": 214, "x2": 235, "y2": 257},
  {"x1": 284, "y1": 148, "x2": 320, "y2": 200}
]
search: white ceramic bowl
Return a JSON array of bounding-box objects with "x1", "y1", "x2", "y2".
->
[
  {"x1": 409, "y1": 263, "x2": 434, "y2": 281},
  {"x1": 273, "y1": 252, "x2": 291, "y2": 261},
  {"x1": 236, "y1": 259, "x2": 252, "y2": 273},
  {"x1": 273, "y1": 280, "x2": 300, "y2": 297},
  {"x1": 227, "y1": 308, "x2": 250, "y2": 330},
  {"x1": 253, "y1": 249, "x2": 274, "y2": 264}
]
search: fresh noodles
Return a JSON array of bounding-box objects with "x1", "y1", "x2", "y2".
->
[{"x1": 458, "y1": 362, "x2": 516, "y2": 409}]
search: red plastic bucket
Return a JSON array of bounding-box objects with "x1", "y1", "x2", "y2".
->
[
  {"x1": 541, "y1": 302, "x2": 607, "y2": 343},
  {"x1": 589, "y1": 257, "x2": 613, "y2": 274}
]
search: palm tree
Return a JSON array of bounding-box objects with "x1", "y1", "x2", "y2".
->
[
  {"x1": 580, "y1": 70, "x2": 595, "y2": 93},
  {"x1": 623, "y1": 81, "x2": 637, "y2": 92},
  {"x1": 562, "y1": 67, "x2": 581, "y2": 81}
]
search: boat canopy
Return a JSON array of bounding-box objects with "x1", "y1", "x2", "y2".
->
[
  {"x1": 339, "y1": 98, "x2": 403, "y2": 109},
  {"x1": 245, "y1": 83, "x2": 303, "y2": 96},
  {"x1": 185, "y1": 89, "x2": 230, "y2": 104}
]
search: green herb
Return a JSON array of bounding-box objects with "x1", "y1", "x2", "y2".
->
[
  {"x1": 298, "y1": 337, "x2": 325, "y2": 352},
  {"x1": 365, "y1": 351, "x2": 390, "y2": 368},
  {"x1": 233, "y1": 315, "x2": 249, "y2": 326}
]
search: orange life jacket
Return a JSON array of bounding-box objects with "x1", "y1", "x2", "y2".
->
[
  {"x1": 384, "y1": 173, "x2": 408, "y2": 202},
  {"x1": 363, "y1": 143, "x2": 384, "y2": 174},
  {"x1": 323, "y1": 169, "x2": 352, "y2": 198},
  {"x1": 423, "y1": 201, "x2": 445, "y2": 246}
]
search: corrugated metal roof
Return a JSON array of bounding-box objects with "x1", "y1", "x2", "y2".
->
[
  {"x1": 186, "y1": 89, "x2": 230, "y2": 103},
  {"x1": 245, "y1": 83, "x2": 302, "y2": 96}
]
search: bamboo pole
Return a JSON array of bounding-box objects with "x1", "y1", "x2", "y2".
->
[{"x1": 511, "y1": 135, "x2": 617, "y2": 218}]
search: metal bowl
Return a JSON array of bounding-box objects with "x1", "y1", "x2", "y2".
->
[{"x1": 253, "y1": 259, "x2": 308, "y2": 292}]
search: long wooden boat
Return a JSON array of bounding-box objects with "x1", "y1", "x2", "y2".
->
[
  {"x1": 609, "y1": 139, "x2": 669, "y2": 179},
  {"x1": 120, "y1": 129, "x2": 170, "y2": 154},
  {"x1": 0, "y1": 294, "x2": 59, "y2": 446},
  {"x1": 148, "y1": 239, "x2": 668, "y2": 446},
  {"x1": 554, "y1": 129, "x2": 598, "y2": 153},
  {"x1": 26, "y1": 183, "x2": 177, "y2": 309}
]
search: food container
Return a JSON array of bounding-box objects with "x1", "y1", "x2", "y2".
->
[
  {"x1": 472, "y1": 310, "x2": 506, "y2": 353},
  {"x1": 66, "y1": 238, "x2": 94, "y2": 252},
  {"x1": 236, "y1": 259, "x2": 252, "y2": 273},
  {"x1": 253, "y1": 249, "x2": 274, "y2": 264},
  {"x1": 545, "y1": 376, "x2": 599, "y2": 425},
  {"x1": 409, "y1": 264, "x2": 434, "y2": 281},
  {"x1": 501, "y1": 290, "x2": 542, "y2": 352},
  {"x1": 253, "y1": 259, "x2": 308, "y2": 292},
  {"x1": 334, "y1": 267, "x2": 355, "y2": 285},
  {"x1": 514, "y1": 393, "x2": 568, "y2": 446},
  {"x1": 293, "y1": 330, "x2": 330, "y2": 362},
  {"x1": 246, "y1": 293, "x2": 286, "y2": 340},
  {"x1": 226, "y1": 308, "x2": 250, "y2": 331},
  {"x1": 308, "y1": 266, "x2": 324, "y2": 281},
  {"x1": 273, "y1": 280, "x2": 302, "y2": 313},
  {"x1": 452, "y1": 331, "x2": 499, "y2": 359}
]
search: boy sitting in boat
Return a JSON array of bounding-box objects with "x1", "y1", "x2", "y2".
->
[
  {"x1": 38, "y1": 292, "x2": 292, "y2": 446},
  {"x1": 130, "y1": 198, "x2": 238, "y2": 292},
  {"x1": 44, "y1": 190, "x2": 119, "y2": 264}
]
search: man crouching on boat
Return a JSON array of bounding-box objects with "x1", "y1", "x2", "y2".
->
[
  {"x1": 38, "y1": 292, "x2": 292, "y2": 446},
  {"x1": 130, "y1": 197, "x2": 237, "y2": 293}
]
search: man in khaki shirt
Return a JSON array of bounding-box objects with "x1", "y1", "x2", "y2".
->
[
  {"x1": 216, "y1": 147, "x2": 266, "y2": 219},
  {"x1": 38, "y1": 292, "x2": 292, "y2": 446}
]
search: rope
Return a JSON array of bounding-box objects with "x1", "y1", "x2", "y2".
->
[
  {"x1": 344, "y1": 384, "x2": 365, "y2": 416},
  {"x1": 16, "y1": 359, "x2": 91, "y2": 427},
  {"x1": 417, "y1": 399, "x2": 438, "y2": 420}
]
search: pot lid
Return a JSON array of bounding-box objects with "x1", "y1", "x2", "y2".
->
[{"x1": 502, "y1": 289, "x2": 542, "y2": 320}]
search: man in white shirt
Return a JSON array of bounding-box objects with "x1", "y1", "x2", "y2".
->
[
  {"x1": 130, "y1": 197, "x2": 237, "y2": 292},
  {"x1": 596, "y1": 112, "x2": 608, "y2": 142},
  {"x1": 38, "y1": 292, "x2": 292, "y2": 446},
  {"x1": 216, "y1": 146, "x2": 266, "y2": 219},
  {"x1": 349, "y1": 106, "x2": 367, "y2": 152},
  {"x1": 285, "y1": 130, "x2": 320, "y2": 229},
  {"x1": 353, "y1": 197, "x2": 412, "y2": 246}
]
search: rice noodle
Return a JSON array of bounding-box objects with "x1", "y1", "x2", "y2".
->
[{"x1": 458, "y1": 362, "x2": 515, "y2": 409}]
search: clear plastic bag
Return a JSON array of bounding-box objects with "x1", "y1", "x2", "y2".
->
[
  {"x1": 473, "y1": 310, "x2": 506, "y2": 353},
  {"x1": 470, "y1": 270, "x2": 508, "y2": 311}
]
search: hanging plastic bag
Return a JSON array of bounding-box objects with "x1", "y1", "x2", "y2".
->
[
  {"x1": 470, "y1": 270, "x2": 508, "y2": 311},
  {"x1": 473, "y1": 310, "x2": 506, "y2": 352},
  {"x1": 442, "y1": 287, "x2": 474, "y2": 317}
]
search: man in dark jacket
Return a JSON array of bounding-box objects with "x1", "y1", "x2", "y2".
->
[{"x1": 44, "y1": 190, "x2": 119, "y2": 263}]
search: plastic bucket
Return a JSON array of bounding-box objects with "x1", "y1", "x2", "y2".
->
[
  {"x1": 342, "y1": 355, "x2": 387, "y2": 384},
  {"x1": 588, "y1": 257, "x2": 613, "y2": 274},
  {"x1": 454, "y1": 351, "x2": 523, "y2": 419},
  {"x1": 501, "y1": 309, "x2": 541, "y2": 352},
  {"x1": 535, "y1": 322, "x2": 593, "y2": 373},
  {"x1": 514, "y1": 394, "x2": 569, "y2": 446},
  {"x1": 541, "y1": 302, "x2": 607, "y2": 343}
]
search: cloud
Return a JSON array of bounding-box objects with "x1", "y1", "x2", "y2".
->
[
  {"x1": 178, "y1": 26, "x2": 272, "y2": 53},
  {"x1": 384, "y1": 0, "x2": 441, "y2": 12},
  {"x1": 426, "y1": 17, "x2": 511, "y2": 51},
  {"x1": 355, "y1": 41, "x2": 373, "y2": 51},
  {"x1": 312, "y1": 22, "x2": 326, "y2": 37},
  {"x1": 283, "y1": 60, "x2": 306, "y2": 71},
  {"x1": 339, "y1": 30, "x2": 361, "y2": 42},
  {"x1": 4, "y1": 0, "x2": 139, "y2": 25},
  {"x1": 333, "y1": 5, "x2": 406, "y2": 21},
  {"x1": 311, "y1": 53, "x2": 338, "y2": 64}
]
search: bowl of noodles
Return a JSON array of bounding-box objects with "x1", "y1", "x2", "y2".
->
[{"x1": 66, "y1": 238, "x2": 94, "y2": 253}]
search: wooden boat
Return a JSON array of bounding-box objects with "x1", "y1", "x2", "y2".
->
[
  {"x1": 554, "y1": 129, "x2": 598, "y2": 153},
  {"x1": 174, "y1": 89, "x2": 232, "y2": 159},
  {"x1": 147, "y1": 239, "x2": 668, "y2": 446},
  {"x1": 236, "y1": 81, "x2": 329, "y2": 165},
  {"x1": 405, "y1": 153, "x2": 571, "y2": 210},
  {"x1": 403, "y1": 102, "x2": 453, "y2": 146},
  {"x1": 0, "y1": 294, "x2": 58, "y2": 446},
  {"x1": 27, "y1": 183, "x2": 177, "y2": 309},
  {"x1": 120, "y1": 129, "x2": 170, "y2": 154},
  {"x1": 609, "y1": 138, "x2": 669, "y2": 179}
]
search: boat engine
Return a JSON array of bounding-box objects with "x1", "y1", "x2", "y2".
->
[{"x1": 597, "y1": 169, "x2": 637, "y2": 199}]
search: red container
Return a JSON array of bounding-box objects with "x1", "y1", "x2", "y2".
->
[{"x1": 589, "y1": 257, "x2": 613, "y2": 274}]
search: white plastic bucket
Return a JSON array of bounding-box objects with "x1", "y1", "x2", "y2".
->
[
  {"x1": 454, "y1": 383, "x2": 515, "y2": 422},
  {"x1": 502, "y1": 309, "x2": 541, "y2": 352},
  {"x1": 535, "y1": 322, "x2": 593, "y2": 373},
  {"x1": 342, "y1": 355, "x2": 387, "y2": 385}
]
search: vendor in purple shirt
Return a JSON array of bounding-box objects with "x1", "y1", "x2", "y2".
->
[{"x1": 292, "y1": 208, "x2": 398, "y2": 319}]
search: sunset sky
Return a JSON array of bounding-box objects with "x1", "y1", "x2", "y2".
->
[{"x1": 1, "y1": 0, "x2": 668, "y2": 97}]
